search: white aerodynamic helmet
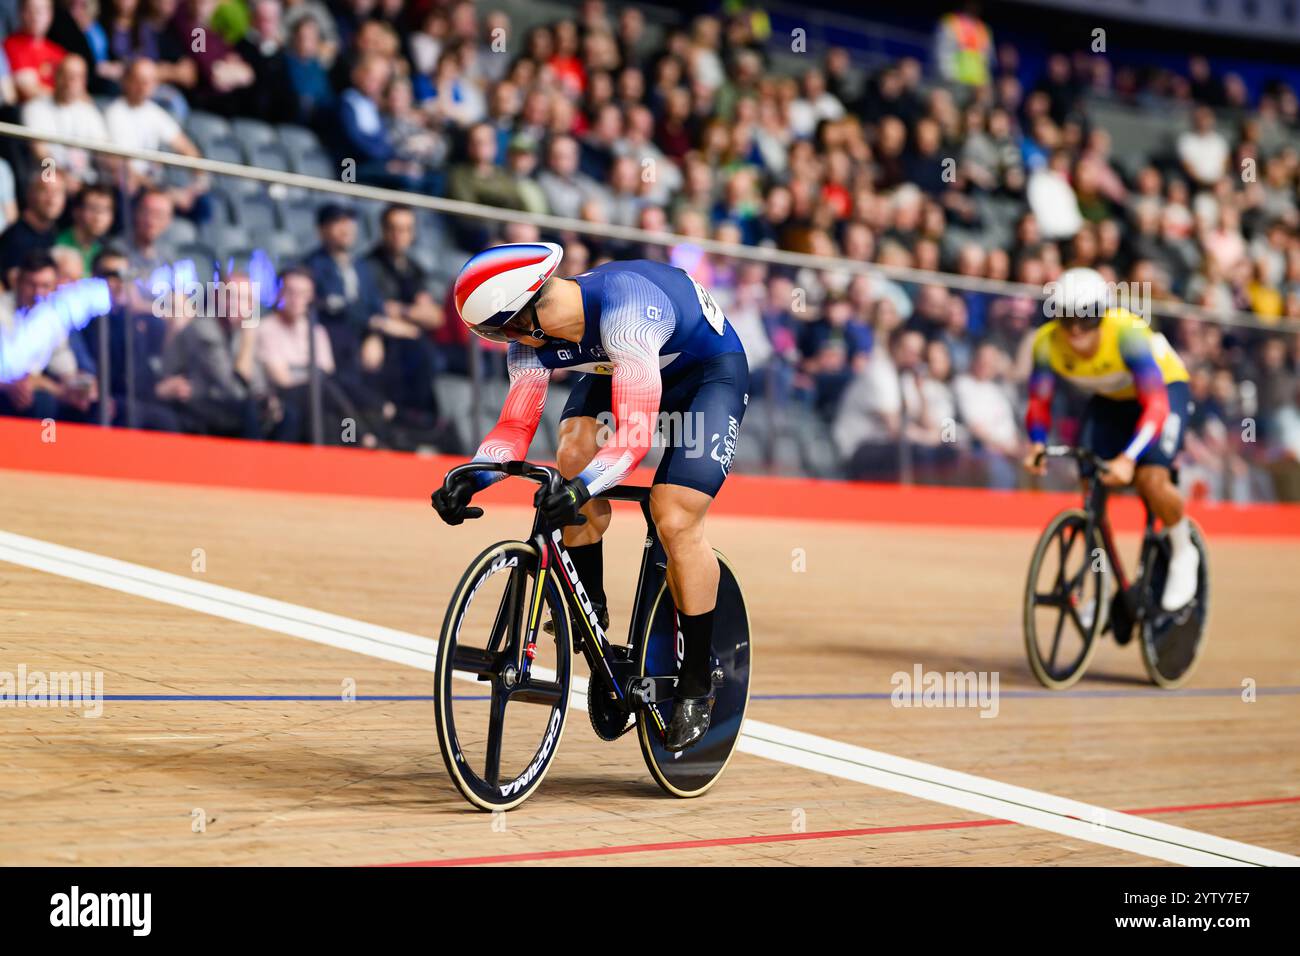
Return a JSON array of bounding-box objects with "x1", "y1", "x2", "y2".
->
[
  {"x1": 1050, "y1": 267, "x2": 1110, "y2": 325},
  {"x1": 453, "y1": 242, "x2": 564, "y2": 342}
]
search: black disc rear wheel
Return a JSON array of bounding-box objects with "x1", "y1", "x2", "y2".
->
[
  {"x1": 1140, "y1": 522, "x2": 1210, "y2": 689},
  {"x1": 637, "y1": 551, "x2": 751, "y2": 797}
]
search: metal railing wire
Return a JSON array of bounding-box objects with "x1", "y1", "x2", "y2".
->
[{"x1": 2, "y1": 122, "x2": 1295, "y2": 334}]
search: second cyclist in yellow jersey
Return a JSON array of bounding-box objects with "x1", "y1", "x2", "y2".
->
[
  {"x1": 1030, "y1": 308, "x2": 1189, "y2": 402},
  {"x1": 1023, "y1": 268, "x2": 1199, "y2": 611}
]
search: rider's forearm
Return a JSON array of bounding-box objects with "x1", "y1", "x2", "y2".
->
[
  {"x1": 470, "y1": 424, "x2": 533, "y2": 488},
  {"x1": 472, "y1": 419, "x2": 538, "y2": 489},
  {"x1": 470, "y1": 368, "x2": 548, "y2": 487},
  {"x1": 578, "y1": 384, "x2": 661, "y2": 496},
  {"x1": 1125, "y1": 370, "x2": 1170, "y2": 460},
  {"x1": 574, "y1": 329, "x2": 667, "y2": 495},
  {"x1": 578, "y1": 421, "x2": 650, "y2": 496},
  {"x1": 578, "y1": 447, "x2": 640, "y2": 497},
  {"x1": 1118, "y1": 329, "x2": 1172, "y2": 461}
]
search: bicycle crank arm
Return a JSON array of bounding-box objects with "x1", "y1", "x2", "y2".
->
[
  {"x1": 628, "y1": 663, "x2": 725, "y2": 704},
  {"x1": 628, "y1": 675, "x2": 677, "y2": 704}
]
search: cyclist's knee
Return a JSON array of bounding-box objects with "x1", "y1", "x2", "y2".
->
[
  {"x1": 556, "y1": 418, "x2": 599, "y2": 479},
  {"x1": 1134, "y1": 465, "x2": 1170, "y2": 498},
  {"x1": 582, "y1": 497, "x2": 612, "y2": 535},
  {"x1": 556, "y1": 446, "x2": 592, "y2": 480},
  {"x1": 657, "y1": 510, "x2": 702, "y2": 555},
  {"x1": 559, "y1": 442, "x2": 598, "y2": 481},
  {"x1": 564, "y1": 517, "x2": 606, "y2": 547},
  {"x1": 1136, "y1": 464, "x2": 1184, "y2": 524},
  {"x1": 650, "y1": 488, "x2": 709, "y2": 554}
]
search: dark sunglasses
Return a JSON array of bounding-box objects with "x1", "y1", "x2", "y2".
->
[
  {"x1": 1059, "y1": 314, "x2": 1102, "y2": 332},
  {"x1": 473, "y1": 300, "x2": 546, "y2": 344}
]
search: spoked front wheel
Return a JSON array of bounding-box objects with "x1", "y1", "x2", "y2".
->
[
  {"x1": 1024, "y1": 509, "x2": 1109, "y2": 689},
  {"x1": 636, "y1": 551, "x2": 751, "y2": 798},
  {"x1": 1139, "y1": 521, "x2": 1210, "y2": 689},
  {"x1": 435, "y1": 540, "x2": 572, "y2": 811}
]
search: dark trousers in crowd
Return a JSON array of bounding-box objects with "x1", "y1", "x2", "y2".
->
[
  {"x1": 0, "y1": 388, "x2": 103, "y2": 424},
  {"x1": 107, "y1": 394, "x2": 185, "y2": 432},
  {"x1": 319, "y1": 322, "x2": 463, "y2": 451},
  {"x1": 276, "y1": 375, "x2": 394, "y2": 446},
  {"x1": 847, "y1": 441, "x2": 959, "y2": 483},
  {"x1": 0, "y1": 389, "x2": 60, "y2": 421},
  {"x1": 380, "y1": 334, "x2": 439, "y2": 424},
  {"x1": 168, "y1": 394, "x2": 298, "y2": 441},
  {"x1": 323, "y1": 322, "x2": 365, "y2": 378}
]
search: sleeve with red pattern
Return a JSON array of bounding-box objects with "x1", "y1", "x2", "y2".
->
[
  {"x1": 469, "y1": 343, "x2": 551, "y2": 488},
  {"x1": 577, "y1": 273, "x2": 677, "y2": 496},
  {"x1": 1118, "y1": 324, "x2": 1169, "y2": 460}
]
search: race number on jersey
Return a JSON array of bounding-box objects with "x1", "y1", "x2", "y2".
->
[{"x1": 688, "y1": 275, "x2": 726, "y2": 335}]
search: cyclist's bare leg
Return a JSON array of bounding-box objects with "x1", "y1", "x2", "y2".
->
[
  {"x1": 555, "y1": 416, "x2": 611, "y2": 546},
  {"x1": 651, "y1": 482, "x2": 721, "y2": 749},
  {"x1": 649, "y1": 483, "x2": 719, "y2": 615},
  {"x1": 1135, "y1": 464, "x2": 1198, "y2": 609},
  {"x1": 1134, "y1": 465, "x2": 1184, "y2": 527}
]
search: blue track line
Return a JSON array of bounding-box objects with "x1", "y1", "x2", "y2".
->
[
  {"x1": 9, "y1": 686, "x2": 1298, "y2": 703},
  {"x1": 753, "y1": 686, "x2": 1300, "y2": 700}
]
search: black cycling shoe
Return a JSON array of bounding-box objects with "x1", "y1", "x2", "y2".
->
[{"x1": 664, "y1": 693, "x2": 715, "y2": 752}]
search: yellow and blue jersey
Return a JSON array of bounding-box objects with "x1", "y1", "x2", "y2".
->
[
  {"x1": 1030, "y1": 309, "x2": 1188, "y2": 402},
  {"x1": 1026, "y1": 309, "x2": 1189, "y2": 459}
]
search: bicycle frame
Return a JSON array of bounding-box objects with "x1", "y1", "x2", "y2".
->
[
  {"x1": 1081, "y1": 465, "x2": 1163, "y2": 628},
  {"x1": 530, "y1": 485, "x2": 675, "y2": 726},
  {"x1": 445, "y1": 460, "x2": 676, "y2": 735}
]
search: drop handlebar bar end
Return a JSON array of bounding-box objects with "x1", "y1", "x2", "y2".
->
[{"x1": 1034, "y1": 445, "x2": 1110, "y2": 474}]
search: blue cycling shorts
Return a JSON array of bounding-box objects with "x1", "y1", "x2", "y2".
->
[
  {"x1": 560, "y1": 351, "x2": 749, "y2": 498},
  {"x1": 1080, "y1": 380, "x2": 1192, "y2": 473}
]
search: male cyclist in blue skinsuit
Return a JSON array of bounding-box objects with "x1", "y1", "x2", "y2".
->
[{"x1": 431, "y1": 242, "x2": 748, "y2": 751}]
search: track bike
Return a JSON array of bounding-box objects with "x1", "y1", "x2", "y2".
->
[
  {"x1": 432, "y1": 460, "x2": 752, "y2": 811},
  {"x1": 1023, "y1": 446, "x2": 1209, "y2": 690}
]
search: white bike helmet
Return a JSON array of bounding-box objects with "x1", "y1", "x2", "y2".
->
[
  {"x1": 453, "y1": 242, "x2": 564, "y2": 343},
  {"x1": 1050, "y1": 267, "x2": 1110, "y2": 325}
]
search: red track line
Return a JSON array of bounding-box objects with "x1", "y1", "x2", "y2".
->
[
  {"x1": 385, "y1": 819, "x2": 1007, "y2": 867},
  {"x1": 1126, "y1": 795, "x2": 1300, "y2": 815},
  {"x1": 383, "y1": 794, "x2": 1300, "y2": 867}
]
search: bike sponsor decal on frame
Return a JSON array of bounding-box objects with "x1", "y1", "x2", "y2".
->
[{"x1": 551, "y1": 529, "x2": 609, "y2": 644}]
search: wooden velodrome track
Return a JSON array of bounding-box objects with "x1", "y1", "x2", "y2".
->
[{"x1": 1, "y1": 420, "x2": 1297, "y2": 867}]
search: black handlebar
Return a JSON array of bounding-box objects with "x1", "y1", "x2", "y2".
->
[
  {"x1": 1034, "y1": 444, "x2": 1110, "y2": 474},
  {"x1": 442, "y1": 460, "x2": 566, "y2": 496}
]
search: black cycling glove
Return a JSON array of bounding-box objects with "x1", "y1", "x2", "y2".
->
[
  {"x1": 535, "y1": 478, "x2": 591, "y2": 527},
  {"x1": 431, "y1": 473, "x2": 483, "y2": 525}
]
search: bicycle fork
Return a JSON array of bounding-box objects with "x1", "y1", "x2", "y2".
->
[{"x1": 513, "y1": 536, "x2": 551, "y2": 681}]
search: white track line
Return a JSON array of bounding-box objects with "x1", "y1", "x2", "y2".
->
[
  {"x1": 738, "y1": 722, "x2": 1296, "y2": 866},
  {"x1": 2, "y1": 529, "x2": 1295, "y2": 867}
]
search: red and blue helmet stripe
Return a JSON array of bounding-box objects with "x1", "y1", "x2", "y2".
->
[{"x1": 453, "y1": 243, "x2": 563, "y2": 332}]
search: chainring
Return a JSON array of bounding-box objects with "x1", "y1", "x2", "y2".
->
[
  {"x1": 588, "y1": 679, "x2": 635, "y2": 741},
  {"x1": 1109, "y1": 586, "x2": 1136, "y2": 646}
]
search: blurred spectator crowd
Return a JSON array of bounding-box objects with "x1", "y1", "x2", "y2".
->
[{"x1": 2, "y1": 0, "x2": 1300, "y2": 500}]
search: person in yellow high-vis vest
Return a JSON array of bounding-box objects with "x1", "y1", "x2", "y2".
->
[{"x1": 934, "y1": 6, "x2": 993, "y2": 88}]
